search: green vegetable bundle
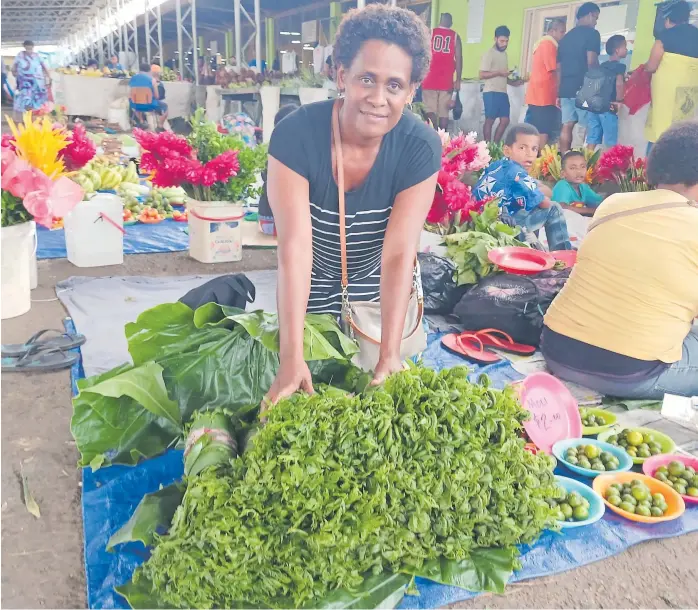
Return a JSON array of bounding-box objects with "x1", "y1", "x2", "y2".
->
[
  {"x1": 444, "y1": 202, "x2": 527, "y2": 285},
  {"x1": 70, "y1": 302, "x2": 362, "y2": 470},
  {"x1": 125, "y1": 367, "x2": 558, "y2": 609}
]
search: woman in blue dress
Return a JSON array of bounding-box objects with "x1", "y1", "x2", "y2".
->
[{"x1": 12, "y1": 41, "x2": 51, "y2": 116}]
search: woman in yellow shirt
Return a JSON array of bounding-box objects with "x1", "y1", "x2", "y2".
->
[{"x1": 542, "y1": 120, "x2": 698, "y2": 399}]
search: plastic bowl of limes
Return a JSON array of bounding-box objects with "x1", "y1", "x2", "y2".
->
[
  {"x1": 552, "y1": 438, "x2": 633, "y2": 478},
  {"x1": 550, "y1": 476, "x2": 605, "y2": 529},
  {"x1": 598, "y1": 427, "x2": 676, "y2": 464},
  {"x1": 593, "y1": 472, "x2": 685, "y2": 523},
  {"x1": 642, "y1": 454, "x2": 698, "y2": 505},
  {"x1": 579, "y1": 407, "x2": 618, "y2": 436}
]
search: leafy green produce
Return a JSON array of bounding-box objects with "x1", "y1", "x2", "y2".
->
[
  {"x1": 444, "y1": 202, "x2": 526, "y2": 285},
  {"x1": 71, "y1": 302, "x2": 360, "y2": 469},
  {"x1": 127, "y1": 367, "x2": 557, "y2": 609}
]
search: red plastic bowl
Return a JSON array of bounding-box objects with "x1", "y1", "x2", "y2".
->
[
  {"x1": 488, "y1": 246, "x2": 555, "y2": 275},
  {"x1": 516, "y1": 372, "x2": 582, "y2": 454},
  {"x1": 642, "y1": 454, "x2": 698, "y2": 505},
  {"x1": 551, "y1": 250, "x2": 578, "y2": 268}
]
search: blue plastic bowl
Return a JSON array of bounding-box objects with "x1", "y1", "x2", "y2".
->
[
  {"x1": 554, "y1": 475, "x2": 606, "y2": 529},
  {"x1": 552, "y1": 438, "x2": 633, "y2": 478}
]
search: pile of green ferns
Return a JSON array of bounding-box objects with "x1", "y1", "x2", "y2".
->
[{"x1": 123, "y1": 367, "x2": 558, "y2": 608}]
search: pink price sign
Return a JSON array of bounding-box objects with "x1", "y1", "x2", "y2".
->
[{"x1": 517, "y1": 373, "x2": 582, "y2": 454}]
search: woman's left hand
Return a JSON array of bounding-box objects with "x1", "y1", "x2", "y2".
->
[{"x1": 371, "y1": 353, "x2": 406, "y2": 386}]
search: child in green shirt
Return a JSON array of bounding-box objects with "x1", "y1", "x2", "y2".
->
[{"x1": 552, "y1": 150, "x2": 604, "y2": 216}]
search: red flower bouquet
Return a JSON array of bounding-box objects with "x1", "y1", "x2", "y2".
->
[
  {"x1": 597, "y1": 145, "x2": 650, "y2": 192},
  {"x1": 427, "y1": 131, "x2": 491, "y2": 234},
  {"x1": 60, "y1": 124, "x2": 96, "y2": 171},
  {"x1": 134, "y1": 129, "x2": 240, "y2": 201}
]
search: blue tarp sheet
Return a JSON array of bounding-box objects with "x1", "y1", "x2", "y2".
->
[
  {"x1": 37, "y1": 221, "x2": 190, "y2": 259},
  {"x1": 71, "y1": 325, "x2": 698, "y2": 609}
]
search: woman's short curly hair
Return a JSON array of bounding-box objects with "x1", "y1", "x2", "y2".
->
[
  {"x1": 333, "y1": 4, "x2": 432, "y2": 83},
  {"x1": 647, "y1": 120, "x2": 698, "y2": 187}
]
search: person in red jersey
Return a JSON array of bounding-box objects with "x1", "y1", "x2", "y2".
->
[{"x1": 421, "y1": 13, "x2": 462, "y2": 130}]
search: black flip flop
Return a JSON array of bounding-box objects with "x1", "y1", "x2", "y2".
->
[
  {"x1": 2, "y1": 347, "x2": 79, "y2": 372},
  {"x1": 1, "y1": 328, "x2": 86, "y2": 358}
]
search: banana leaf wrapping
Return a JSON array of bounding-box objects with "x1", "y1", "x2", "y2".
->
[{"x1": 183, "y1": 410, "x2": 238, "y2": 477}]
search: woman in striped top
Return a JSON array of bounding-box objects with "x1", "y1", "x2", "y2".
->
[{"x1": 265, "y1": 4, "x2": 442, "y2": 404}]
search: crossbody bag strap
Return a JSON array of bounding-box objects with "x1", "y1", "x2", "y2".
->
[
  {"x1": 331, "y1": 100, "x2": 424, "y2": 344},
  {"x1": 588, "y1": 200, "x2": 698, "y2": 232}
]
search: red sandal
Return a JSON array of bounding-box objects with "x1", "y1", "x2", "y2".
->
[
  {"x1": 473, "y1": 328, "x2": 536, "y2": 355},
  {"x1": 440, "y1": 333, "x2": 502, "y2": 364}
]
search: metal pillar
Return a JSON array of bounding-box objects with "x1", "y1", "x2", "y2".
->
[
  {"x1": 144, "y1": 0, "x2": 163, "y2": 64},
  {"x1": 96, "y1": 15, "x2": 104, "y2": 65},
  {"x1": 357, "y1": 0, "x2": 365, "y2": 8},
  {"x1": 119, "y1": 0, "x2": 127, "y2": 54},
  {"x1": 254, "y1": 0, "x2": 261, "y2": 71},
  {"x1": 175, "y1": 0, "x2": 199, "y2": 84},
  {"x1": 234, "y1": 0, "x2": 242, "y2": 69},
  {"x1": 265, "y1": 18, "x2": 274, "y2": 69},
  {"x1": 175, "y1": 0, "x2": 185, "y2": 76},
  {"x1": 389, "y1": 0, "x2": 397, "y2": 5},
  {"x1": 329, "y1": 2, "x2": 341, "y2": 40}
]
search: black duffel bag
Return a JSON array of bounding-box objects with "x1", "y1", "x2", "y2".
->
[
  {"x1": 179, "y1": 274, "x2": 256, "y2": 311},
  {"x1": 453, "y1": 269, "x2": 571, "y2": 347},
  {"x1": 418, "y1": 252, "x2": 465, "y2": 315}
]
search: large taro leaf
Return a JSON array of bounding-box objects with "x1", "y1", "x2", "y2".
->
[
  {"x1": 71, "y1": 362, "x2": 183, "y2": 468},
  {"x1": 159, "y1": 326, "x2": 279, "y2": 422},
  {"x1": 305, "y1": 572, "x2": 412, "y2": 609},
  {"x1": 404, "y1": 547, "x2": 519, "y2": 595},
  {"x1": 107, "y1": 483, "x2": 185, "y2": 551},
  {"x1": 126, "y1": 302, "x2": 198, "y2": 366}
]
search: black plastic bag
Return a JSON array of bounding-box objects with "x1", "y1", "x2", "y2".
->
[
  {"x1": 179, "y1": 274, "x2": 256, "y2": 311},
  {"x1": 418, "y1": 252, "x2": 463, "y2": 315},
  {"x1": 453, "y1": 269, "x2": 571, "y2": 346}
]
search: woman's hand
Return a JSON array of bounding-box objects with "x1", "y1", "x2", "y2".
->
[
  {"x1": 262, "y1": 357, "x2": 314, "y2": 416},
  {"x1": 371, "y1": 353, "x2": 406, "y2": 386}
]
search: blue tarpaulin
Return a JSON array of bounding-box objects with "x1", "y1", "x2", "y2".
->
[
  {"x1": 37, "y1": 221, "x2": 190, "y2": 259},
  {"x1": 70, "y1": 323, "x2": 698, "y2": 609}
]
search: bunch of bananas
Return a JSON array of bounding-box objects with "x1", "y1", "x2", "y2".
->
[{"x1": 72, "y1": 160, "x2": 140, "y2": 197}]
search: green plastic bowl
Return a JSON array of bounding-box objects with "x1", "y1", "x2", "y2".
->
[
  {"x1": 597, "y1": 426, "x2": 676, "y2": 465},
  {"x1": 579, "y1": 407, "x2": 618, "y2": 436}
]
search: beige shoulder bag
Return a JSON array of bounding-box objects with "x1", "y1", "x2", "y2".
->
[
  {"x1": 587, "y1": 200, "x2": 698, "y2": 232},
  {"x1": 332, "y1": 101, "x2": 427, "y2": 372}
]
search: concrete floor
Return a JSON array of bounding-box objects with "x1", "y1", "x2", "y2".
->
[{"x1": 1, "y1": 251, "x2": 697, "y2": 609}]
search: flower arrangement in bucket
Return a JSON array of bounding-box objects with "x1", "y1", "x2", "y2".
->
[
  {"x1": 1, "y1": 113, "x2": 89, "y2": 229},
  {"x1": 134, "y1": 129, "x2": 241, "y2": 202},
  {"x1": 596, "y1": 145, "x2": 651, "y2": 192},
  {"x1": 426, "y1": 130, "x2": 491, "y2": 235}
]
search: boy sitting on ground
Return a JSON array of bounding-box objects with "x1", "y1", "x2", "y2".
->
[
  {"x1": 552, "y1": 150, "x2": 603, "y2": 216},
  {"x1": 475, "y1": 123, "x2": 572, "y2": 251}
]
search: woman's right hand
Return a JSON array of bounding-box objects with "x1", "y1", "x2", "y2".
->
[{"x1": 262, "y1": 357, "x2": 314, "y2": 417}]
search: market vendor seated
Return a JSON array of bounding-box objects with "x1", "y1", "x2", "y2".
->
[
  {"x1": 129, "y1": 62, "x2": 168, "y2": 130},
  {"x1": 474, "y1": 123, "x2": 572, "y2": 250},
  {"x1": 552, "y1": 150, "x2": 603, "y2": 216},
  {"x1": 542, "y1": 120, "x2": 698, "y2": 400}
]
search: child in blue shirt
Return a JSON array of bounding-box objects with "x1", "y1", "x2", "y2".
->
[
  {"x1": 552, "y1": 150, "x2": 603, "y2": 216},
  {"x1": 475, "y1": 123, "x2": 571, "y2": 251}
]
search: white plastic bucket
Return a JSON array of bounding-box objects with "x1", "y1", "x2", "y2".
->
[
  {"x1": 64, "y1": 194, "x2": 125, "y2": 267},
  {"x1": 1, "y1": 221, "x2": 35, "y2": 319},
  {"x1": 107, "y1": 105, "x2": 130, "y2": 131},
  {"x1": 298, "y1": 87, "x2": 329, "y2": 106},
  {"x1": 188, "y1": 200, "x2": 244, "y2": 263},
  {"x1": 260, "y1": 85, "x2": 280, "y2": 144},
  {"x1": 29, "y1": 221, "x2": 38, "y2": 289}
]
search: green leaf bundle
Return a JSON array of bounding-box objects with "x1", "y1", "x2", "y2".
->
[{"x1": 131, "y1": 367, "x2": 558, "y2": 608}]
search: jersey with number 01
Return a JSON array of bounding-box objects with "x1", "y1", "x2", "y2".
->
[{"x1": 422, "y1": 27, "x2": 457, "y2": 91}]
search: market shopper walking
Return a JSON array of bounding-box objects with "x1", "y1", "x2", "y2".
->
[
  {"x1": 557, "y1": 2, "x2": 602, "y2": 153},
  {"x1": 542, "y1": 120, "x2": 698, "y2": 400},
  {"x1": 421, "y1": 12, "x2": 462, "y2": 130},
  {"x1": 645, "y1": 0, "x2": 698, "y2": 151},
  {"x1": 264, "y1": 4, "x2": 441, "y2": 405},
  {"x1": 525, "y1": 19, "x2": 566, "y2": 148},
  {"x1": 11, "y1": 40, "x2": 51, "y2": 117},
  {"x1": 479, "y1": 26, "x2": 524, "y2": 142}
]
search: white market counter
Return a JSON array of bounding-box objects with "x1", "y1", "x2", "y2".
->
[{"x1": 52, "y1": 73, "x2": 195, "y2": 120}]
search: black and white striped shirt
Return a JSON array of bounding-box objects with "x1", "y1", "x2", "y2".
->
[{"x1": 268, "y1": 100, "x2": 441, "y2": 316}]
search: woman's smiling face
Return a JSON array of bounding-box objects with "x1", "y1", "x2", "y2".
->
[{"x1": 337, "y1": 39, "x2": 415, "y2": 140}]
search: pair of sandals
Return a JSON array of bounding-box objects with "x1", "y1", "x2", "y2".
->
[
  {"x1": 1, "y1": 329, "x2": 86, "y2": 372},
  {"x1": 441, "y1": 328, "x2": 535, "y2": 364}
]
